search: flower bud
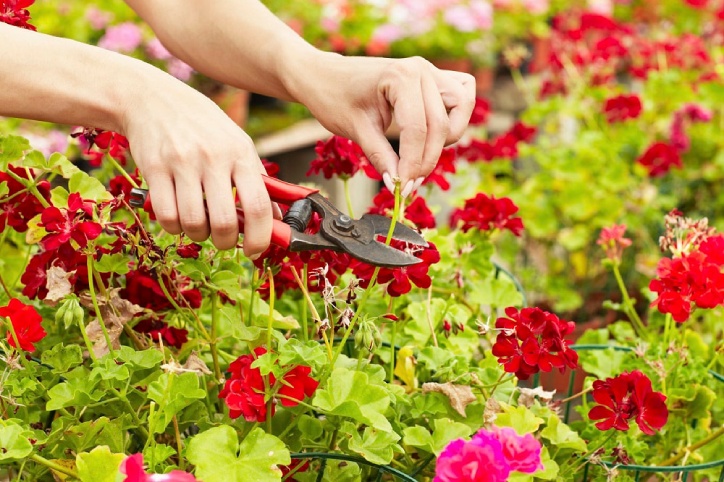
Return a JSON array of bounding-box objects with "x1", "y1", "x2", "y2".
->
[
  {"x1": 55, "y1": 296, "x2": 85, "y2": 329},
  {"x1": 355, "y1": 318, "x2": 381, "y2": 353}
]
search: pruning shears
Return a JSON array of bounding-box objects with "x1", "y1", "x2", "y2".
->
[{"x1": 128, "y1": 175, "x2": 427, "y2": 268}]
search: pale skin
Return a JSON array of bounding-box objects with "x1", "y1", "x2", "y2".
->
[{"x1": 0, "y1": 0, "x2": 476, "y2": 257}]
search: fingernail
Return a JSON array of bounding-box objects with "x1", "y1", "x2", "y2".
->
[
  {"x1": 249, "y1": 253, "x2": 261, "y2": 261},
  {"x1": 412, "y1": 177, "x2": 424, "y2": 192},
  {"x1": 401, "y1": 180, "x2": 414, "y2": 198},
  {"x1": 382, "y1": 172, "x2": 395, "y2": 193}
]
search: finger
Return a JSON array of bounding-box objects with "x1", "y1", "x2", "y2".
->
[
  {"x1": 234, "y1": 164, "x2": 273, "y2": 259},
  {"x1": 203, "y1": 174, "x2": 239, "y2": 250},
  {"x1": 390, "y1": 74, "x2": 427, "y2": 194},
  {"x1": 353, "y1": 122, "x2": 400, "y2": 192},
  {"x1": 419, "y1": 72, "x2": 451, "y2": 182},
  {"x1": 175, "y1": 174, "x2": 210, "y2": 242},
  {"x1": 144, "y1": 170, "x2": 182, "y2": 235},
  {"x1": 438, "y1": 71, "x2": 476, "y2": 144}
]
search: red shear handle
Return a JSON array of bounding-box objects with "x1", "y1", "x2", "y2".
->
[
  {"x1": 236, "y1": 208, "x2": 292, "y2": 249},
  {"x1": 263, "y1": 175, "x2": 319, "y2": 204}
]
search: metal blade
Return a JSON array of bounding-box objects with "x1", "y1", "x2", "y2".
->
[
  {"x1": 340, "y1": 238, "x2": 422, "y2": 267},
  {"x1": 361, "y1": 214, "x2": 429, "y2": 247}
]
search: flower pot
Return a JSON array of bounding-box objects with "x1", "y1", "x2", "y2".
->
[
  {"x1": 529, "y1": 35, "x2": 552, "y2": 74},
  {"x1": 430, "y1": 58, "x2": 473, "y2": 74}
]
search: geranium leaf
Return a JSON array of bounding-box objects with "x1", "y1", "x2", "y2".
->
[
  {"x1": 495, "y1": 403, "x2": 544, "y2": 435},
  {"x1": 0, "y1": 135, "x2": 32, "y2": 169},
  {"x1": 41, "y1": 343, "x2": 84, "y2": 374},
  {"x1": 187, "y1": 426, "x2": 290, "y2": 482},
  {"x1": 68, "y1": 171, "x2": 112, "y2": 202},
  {"x1": 148, "y1": 373, "x2": 206, "y2": 433},
  {"x1": 403, "y1": 418, "x2": 471, "y2": 455},
  {"x1": 76, "y1": 445, "x2": 124, "y2": 482},
  {"x1": 540, "y1": 414, "x2": 587, "y2": 452},
  {"x1": 0, "y1": 423, "x2": 34, "y2": 461},
  {"x1": 313, "y1": 367, "x2": 392, "y2": 432},
  {"x1": 346, "y1": 426, "x2": 401, "y2": 465}
]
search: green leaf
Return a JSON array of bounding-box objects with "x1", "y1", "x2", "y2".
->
[
  {"x1": 540, "y1": 414, "x2": 587, "y2": 452},
  {"x1": 76, "y1": 446, "x2": 124, "y2": 482},
  {"x1": 0, "y1": 423, "x2": 34, "y2": 461},
  {"x1": 94, "y1": 253, "x2": 131, "y2": 275},
  {"x1": 0, "y1": 181, "x2": 8, "y2": 198},
  {"x1": 143, "y1": 444, "x2": 177, "y2": 468},
  {"x1": 48, "y1": 153, "x2": 82, "y2": 178},
  {"x1": 148, "y1": 373, "x2": 206, "y2": 433},
  {"x1": 404, "y1": 299, "x2": 446, "y2": 346},
  {"x1": 578, "y1": 347, "x2": 626, "y2": 379},
  {"x1": 46, "y1": 372, "x2": 103, "y2": 411},
  {"x1": 68, "y1": 171, "x2": 112, "y2": 202},
  {"x1": 41, "y1": 344, "x2": 83, "y2": 374},
  {"x1": 187, "y1": 426, "x2": 290, "y2": 482},
  {"x1": 0, "y1": 135, "x2": 31, "y2": 169},
  {"x1": 50, "y1": 186, "x2": 70, "y2": 209},
  {"x1": 468, "y1": 276, "x2": 523, "y2": 309},
  {"x1": 23, "y1": 150, "x2": 49, "y2": 170},
  {"x1": 495, "y1": 404, "x2": 544, "y2": 435},
  {"x1": 91, "y1": 356, "x2": 130, "y2": 382},
  {"x1": 117, "y1": 346, "x2": 164, "y2": 369},
  {"x1": 347, "y1": 427, "x2": 401, "y2": 465},
  {"x1": 403, "y1": 418, "x2": 472, "y2": 455},
  {"x1": 278, "y1": 338, "x2": 327, "y2": 372},
  {"x1": 670, "y1": 385, "x2": 716, "y2": 420},
  {"x1": 313, "y1": 368, "x2": 392, "y2": 432}
]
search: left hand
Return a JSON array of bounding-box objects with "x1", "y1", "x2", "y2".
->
[{"x1": 286, "y1": 54, "x2": 476, "y2": 196}]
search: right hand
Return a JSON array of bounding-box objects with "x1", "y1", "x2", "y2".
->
[{"x1": 121, "y1": 77, "x2": 273, "y2": 257}]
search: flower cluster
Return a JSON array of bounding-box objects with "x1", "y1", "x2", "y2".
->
[
  {"x1": 40, "y1": 192, "x2": 103, "y2": 250},
  {"x1": 492, "y1": 306, "x2": 579, "y2": 380},
  {"x1": 352, "y1": 241, "x2": 440, "y2": 297},
  {"x1": 423, "y1": 147, "x2": 457, "y2": 190},
  {"x1": 670, "y1": 103, "x2": 713, "y2": 153},
  {"x1": 449, "y1": 193, "x2": 524, "y2": 236},
  {"x1": 0, "y1": 298, "x2": 46, "y2": 352},
  {"x1": 434, "y1": 426, "x2": 543, "y2": 482},
  {"x1": 0, "y1": 165, "x2": 50, "y2": 233},
  {"x1": 588, "y1": 370, "x2": 668, "y2": 435},
  {"x1": 0, "y1": 0, "x2": 35, "y2": 30},
  {"x1": 636, "y1": 142, "x2": 682, "y2": 177},
  {"x1": 597, "y1": 223, "x2": 632, "y2": 263},
  {"x1": 219, "y1": 347, "x2": 319, "y2": 422},
  {"x1": 72, "y1": 128, "x2": 130, "y2": 167},
  {"x1": 307, "y1": 135, "x2": 380, "y2": 180},
  {"x1": 603, "y1": 94, "x2": 642, "y2": 123},
  {"x1": 457, "y1": 121, "x2": 537, "y2": 163}
]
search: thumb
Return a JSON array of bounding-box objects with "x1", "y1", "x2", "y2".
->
[{"x1": 353, "y1": 124, "x2": 400, "y2": 193}]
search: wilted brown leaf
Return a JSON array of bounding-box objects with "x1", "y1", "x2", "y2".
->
[
  {"x1": 81, "y1": 288, "x2": 143, "y2": 357},
  {"x1": 518, "y1": 386, "x2": 556, "y2": 408},
  {"x1": 422, "y1": 382, "x2": 477, "y2": 417},
  {"x1": 45, "y1": 266, "x2": 75, "y2": 302}
]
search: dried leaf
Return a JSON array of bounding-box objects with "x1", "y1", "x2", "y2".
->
[
  {"x1": 422, "y1": 382, "x2": 476, "y2": 417},
  {"x1": 80, "y1": 288, "x2": 143, "y2": 357},
  {"x1": 45, "y1": 266, "x2": 75, "y2": 302},
  {"x1": 518, "y1": 386, "x2": 556, "y2": 408},
  {"x1": 484, "y1": 396, "x2": 501, "y2": 425},
  {"x1": 183, "y1": 352, "x2": 212, "y2": 375}
]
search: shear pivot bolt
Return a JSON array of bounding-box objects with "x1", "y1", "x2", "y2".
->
[{"x1": 334, "y1": 215, "x2": 354, "y2": 232}]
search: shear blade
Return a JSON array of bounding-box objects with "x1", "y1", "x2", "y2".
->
[
  {"x1": 361, "y1": 214, "x2": 429, "y2": 247},
  {"x1": 342, "y1": 238, "x2": 422, "y2": 268}
]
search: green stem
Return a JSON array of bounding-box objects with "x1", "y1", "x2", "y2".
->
[
  {"x1": 328, "y1": 183, "x2": 401, "y2": 378},
  {"x1": 209, "y1": 293, "x2": 223, "y2": 381},
  {"x1": 248, "y1": 268, "x2": 258, "y2": 327},
  {"x1": 388, "y1": 317, "x2": 397, "y2": 384},
  {"x1": 0, "y1": 272, "x2": 11, "y2": 299},
  {"x1": 30, "y1": 454, "x2": 78, "y2": 479},
  {"x1": 611, "y1": 263, "x2": 647, "y2": 338},
  {"x1": 87, "y1": 255, "x2": 115, "y2": 358},
  {"x1": 109, "y1": 386, "x2": 149, "y2": 439},
  {"x1": 76, "y1": 301, "x2": 98, "y2": 363},
  {"x1": 8, "y1": 245, "x2": 32, "y2": 295},
  {"x1": 660, "y1": 425, "x2": 724, "y2": 466},
  {"x1": 343, "y1": 178, "x2": 355, "y2": 218},
  {"x1": 157, "y1": 271, "x2": 210, "y2": 340},
  {"x1": 301, "y1": 264, "x2": 309, "y2": 342},
  {"x1": 266, "y1": 268, "x2": 275, "y2": 434},
  {"x1": 105, "y1": 153, "x2": 139, "y2": 189},
  {"x1": 6, "y1": 170, "x2": 49, "y2": 208}
]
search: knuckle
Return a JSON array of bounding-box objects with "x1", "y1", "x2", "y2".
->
[
  {"x1": 243, "y1": 192, "x2": 272, "y2": 219},
  {"x1": 181, "y1": 214, "x2": 208, "y2": 233},
  {"x1": 211, "y1": 214, "x2": 239, "y2": 236}
]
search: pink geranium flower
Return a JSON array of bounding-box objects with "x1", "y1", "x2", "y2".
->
[
  {"x1": 98, "y1": 22, "x2": 143, "y2": 53},
  {"x1": 490, "y1": 426, "x2": 544, "y2": 473}
]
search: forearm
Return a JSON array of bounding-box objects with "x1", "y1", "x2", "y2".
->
[
  {"x1": 124, "y1": 0, "x2": 323, "y2": 102},
  {"x1": 0, "y1": 22, "x2": 169, "y2": 134}
]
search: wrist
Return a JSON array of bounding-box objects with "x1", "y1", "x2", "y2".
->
[{"x1": 277, "y1": 47, "x2": 341, "y2": 104}]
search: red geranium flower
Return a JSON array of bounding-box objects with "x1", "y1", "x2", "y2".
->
[
  {"x1": 0, "y1": 165, "x2": 51, "y2": 233},
  {"x1": 280, "y1": 459, "x2": 311, "y2": 482},
  {"x1": 588, "y1": 370, "x2": 668, "y2": 435},
  {"x1": 109, "y1": 170, "x2": 142, "y2": 200},
  {"x1": 176, "y1": 242, "x2": 202, "y2": 259},
  {"x1": 0, "y1": 0, "x2": 35, "y2": 30},
  {"x1": 307, "y1": 135, "x2": 380, "y2": 180},
  {"x1": 457, "y1": 138, "x2": 495, "y2": 163},
  {"x1": 0, "y1": 298, "x2": 46, "y2": 352},
  {"x1": 369, "y1": 188, "x2": 435, "y2": 229},
  {"x1": 603, "y1": 94, "x2": 642, "y2": 123},
  {"x1": 352, "y1": 241, "x2": 440, "y2": 297},
  {"x1": 469, "y1": 97, "x2": 490, "y2": 126},
  {"x1": 93, "y1": 130, "x2": 130, "y2": 165},
  {"x1": 278, "y1": 365, "x2": 319, "y2": 407},
  {"x1": 597, "y1": 224, "x2": 632, "y2": 263},
  {"x1": 636, "y1": 142, "x2": 682, "y2": 177},
  {"x1": 120, "y1": 453, "x2": 198, "y2": 482},
  {"x1": 422, "y1": 147, "x2": 457, "y2": 190},
  {"x1": 449, "y1": 193, "x2": 524, "y2": 236},
  {"x1": 20, "y1": 244, "x2": 91, "y2": 300},
  {"x1": 492, "y1": 307, "x2": 578, "y2": 380},
  {"x1": 262, "y1": 159, "x2": 280, "y2": 178},
  {"x1": 122, "y1": 266, "x2": 201, "y2": 312},
  {"x1": 39, "y1": 192, "x2": 103, "y2": 251}
]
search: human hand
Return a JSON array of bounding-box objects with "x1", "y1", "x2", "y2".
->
[
  {"x1": 286, "y1": 54, "x2": 476, "y2": 196},
  {"x1": 121, "y1": 76, "x2": 274, "y2": 257}
]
